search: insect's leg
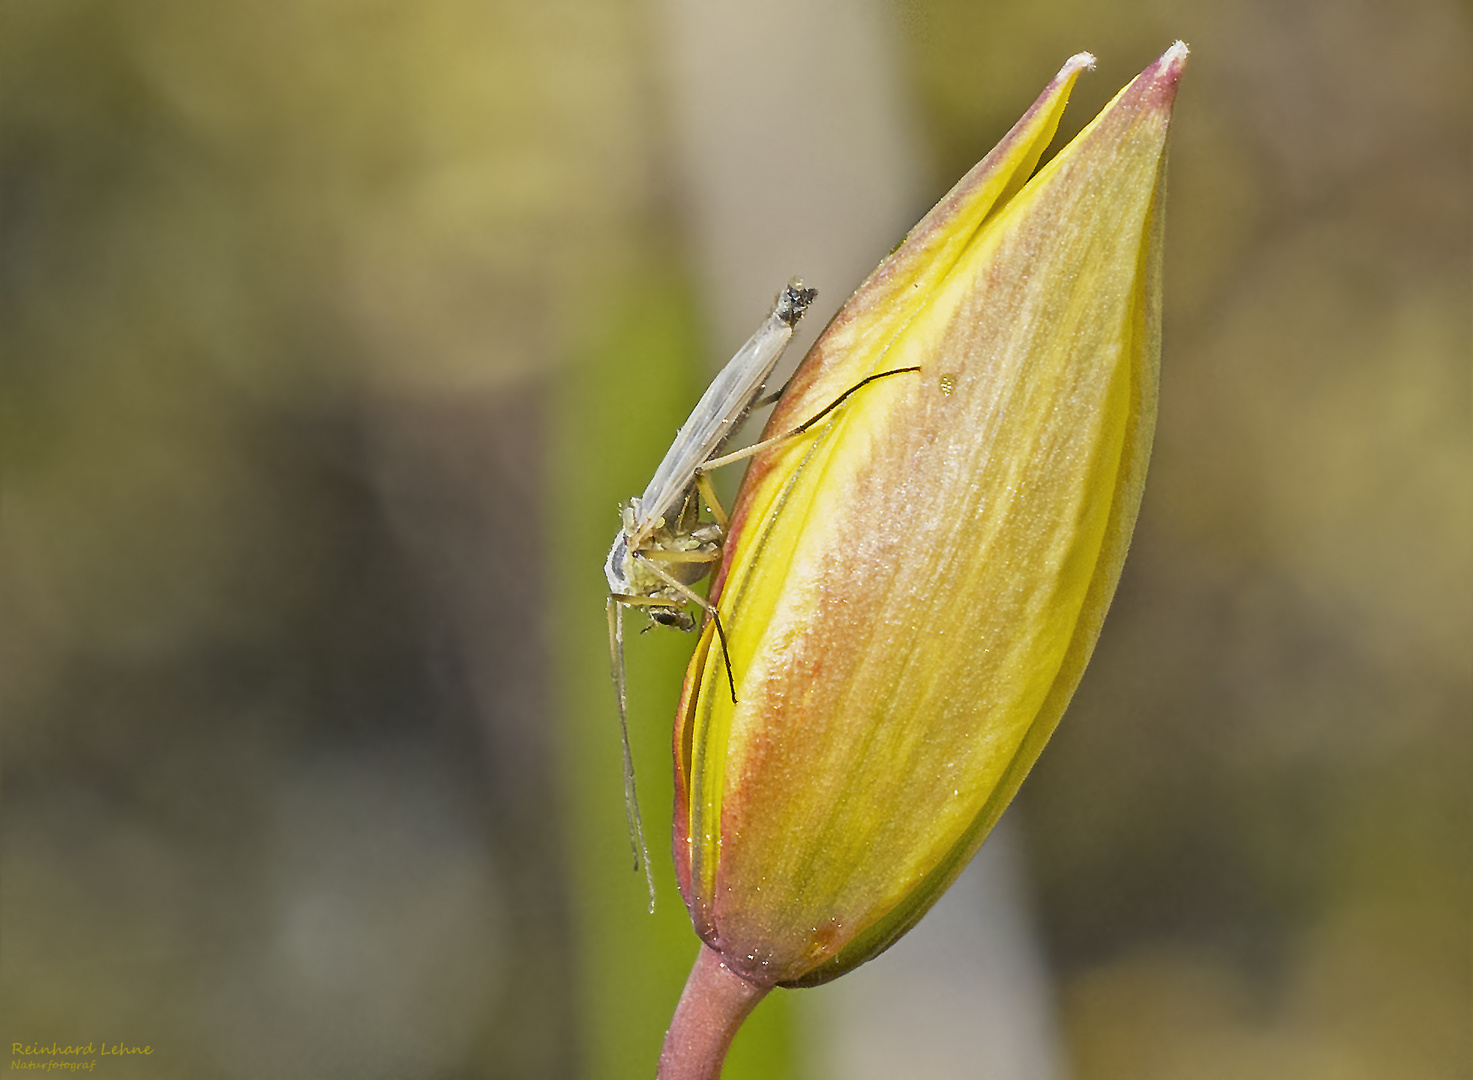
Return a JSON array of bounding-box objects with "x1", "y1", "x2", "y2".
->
[
  {"x1": 607, "y1": 595, "x2": 655, "y2": 911},
  {"x1": 751, "y1": 380, "x2": 789, "y2": 410},
  {"x1": 632, "y1": 554, "x2": 738, "y2": 705},
  {"x1": 707, "y1": 609, "x2": 737, "y2": 706},
  {"x1": 699, "y1": 366, "x2": 924, "y2": 473},
  {"x1": 674, "y1": 488, "x2": 701, "y2": 535},
  {"x1": 695, "y1": 471, "x2": 729, "y2": 531},
  {"x1": 641, "y1": 548, "x2": 720, "y2": 564}
]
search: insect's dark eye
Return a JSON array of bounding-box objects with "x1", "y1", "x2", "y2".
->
[{"x1": 652, "y1": 608, "x2": 695, "y2": 632}]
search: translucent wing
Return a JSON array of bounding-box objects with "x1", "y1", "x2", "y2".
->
[{"x1": 633, "y1": 281, "x2": 815, "y2": 536}]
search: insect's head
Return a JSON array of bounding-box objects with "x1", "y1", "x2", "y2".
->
[
  {"x1": 776, "y1": 280, "x2": 818, "y2": 328},
  {"x1": 649, "y1": 605, "x2": 696, "y2": 632}
]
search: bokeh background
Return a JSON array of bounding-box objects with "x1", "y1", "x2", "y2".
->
[{"x1": 2, "y1": 1, "x2": 1467, "y2": 1078}]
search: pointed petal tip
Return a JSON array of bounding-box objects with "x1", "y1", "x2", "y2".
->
[
  {"x1": 1060, "y1": 52, "x2": 1097, "y2": 79},
  {"x1": 1129, "y1": 41, "x2": 1189, "y2": 110},
  {"x1": 1159, "y1": 40, "x2": 1190, "y2": 78}
]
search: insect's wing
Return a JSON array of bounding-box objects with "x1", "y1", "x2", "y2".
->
[{"x1": 636, "y1": 282, "x2": 815, "y2": 531}]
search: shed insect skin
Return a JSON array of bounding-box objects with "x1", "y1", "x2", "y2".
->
[{"x1": 604, "y1": 280, "x2": 921, "y2": 909}]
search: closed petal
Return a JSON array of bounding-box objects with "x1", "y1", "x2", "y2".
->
[{"x1": 676, "y1": 44, "x2": 1187, "y2": 988}]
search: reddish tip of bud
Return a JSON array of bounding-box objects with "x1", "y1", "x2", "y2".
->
[{"x1": 1140, "y1": 41, "x2": 1190, "y2": 105}]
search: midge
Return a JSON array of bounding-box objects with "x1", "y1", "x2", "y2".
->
[{"x1": 605, "y1": 279, "x2": 918, "y2": 905}]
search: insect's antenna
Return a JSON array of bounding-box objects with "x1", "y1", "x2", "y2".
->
[{"x1": 607, "y1": 596, "x2": 656, "y2": 912}]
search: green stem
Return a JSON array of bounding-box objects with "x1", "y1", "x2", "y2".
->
[{"x1": 658, "y1": 945, "x2": 770, "y2": 1080}]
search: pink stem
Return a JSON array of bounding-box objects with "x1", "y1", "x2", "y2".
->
[{"x1": 657, "y1": 944, "x2": 770, "y2": 1080}]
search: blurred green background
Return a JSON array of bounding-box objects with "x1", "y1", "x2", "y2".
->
[{"x1": 1, "y1": 1, "x2": 1467, "y2": 1078}]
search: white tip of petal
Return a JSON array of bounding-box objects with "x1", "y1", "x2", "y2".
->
[{"x1": 1062, "y1": 52, "x2": 1097, "y2": 76}]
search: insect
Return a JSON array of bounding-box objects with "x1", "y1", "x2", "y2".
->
[{"x1": 605, "y1": 280, "x2": 919, "y2": 906}]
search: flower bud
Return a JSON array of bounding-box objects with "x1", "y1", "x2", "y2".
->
[{"x1": 672, "y1": 45, "x2": 1187, "y2": 989}]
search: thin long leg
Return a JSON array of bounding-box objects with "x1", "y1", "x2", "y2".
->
[
  {"x1": 695, "y1": 471, "x2": 728, "y2": 531},
  {"x1": 699, "y1": 366, "x2": 923, "y2": 473},
  {"x1": 632, "y1": 554, "x2": 738, "y2": 705},
  {"x1": 641, "y1": 548, "x2": 720, "y2": 565},
  {"x1": 614, "y1": 594, "x2": 695, "y2": 609},
  {"x1": 607, "y1": 596, "x2": 655, "y2": 911},
  {"x1": 751, "y1": 386, "x2": 784, "y2": 410}
]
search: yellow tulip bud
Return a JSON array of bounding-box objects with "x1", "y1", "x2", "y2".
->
[{"x1": 670, "y1": 43, "x2": 1187, "y2": 994}]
